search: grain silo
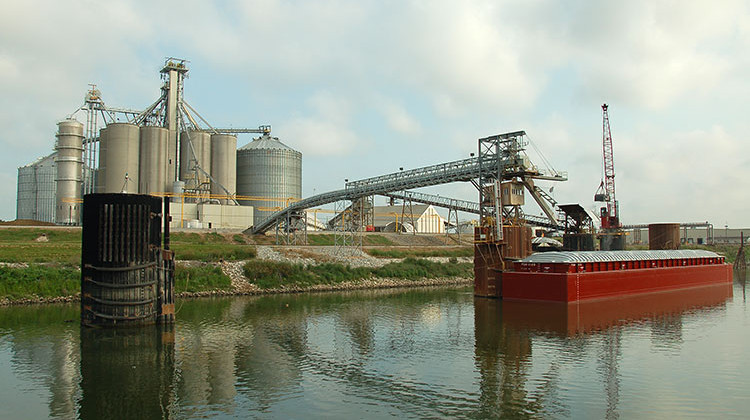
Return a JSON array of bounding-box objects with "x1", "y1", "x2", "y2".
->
[
  {"x1": 16, "y1": 153, "x2": 57, "y2": 223},
  {"x1": 54, "y1": 119, "x2": 84, "y2": 224},
  {"x1": 210, "y1": 134, "x2": 237, "y2": 203},
  {"x1": 139, "y1": 126, "x2": 169, "y2": 195},
  {"x1": 236, "y1": 133, "x2": 302, "y2": 226},
  {"x1": 98, "y1": 123, "x2": 140, "y2": 193},
  {"x1": 179, "y1": 130, "x2": 211, "y2": 189}
]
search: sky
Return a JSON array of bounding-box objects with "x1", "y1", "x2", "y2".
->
[{"x1": 1, "y1": 0, "x2": 748, "y2": 228}]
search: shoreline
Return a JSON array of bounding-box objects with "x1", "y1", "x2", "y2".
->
[{"x1": 0, "y1": 276, "x2": 473, "y2": 307}]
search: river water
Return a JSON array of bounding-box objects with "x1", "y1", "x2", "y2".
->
[{"x1": 1, "y1": 274, "x2": 749, "y2": 419}]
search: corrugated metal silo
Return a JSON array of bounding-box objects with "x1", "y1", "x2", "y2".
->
[
  {"x1": 179, "y1": 130, "x2": 211, "y2": 189},
  {"x1": 16, "y1": 153, "x2": 57, "y2": 223},
  {"x1": 99, "y1": 123, "x2": 140, "y2": 193},
  {"x1": 236, "y1": 133, "x2": 302, "y2": 226},
  {"x1": 139, "y1": 126, "x2": 169, "y2": 195},
  {"x1": 210, "y1": 134, "x2": 237, "y2": 204},
  {"x1": 55, "y1": 119, "x2": 84, "y2": 224}
]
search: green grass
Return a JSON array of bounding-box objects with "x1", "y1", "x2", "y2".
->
[
  {"x1": 0, "y1": 265, "x2": 80, "y2": 299},
  {"x1": 175, "y1": 264, "x2": 232, "y2": 293},
  {"x1": 243, "y1": 257, "x2": 472, "y2": 290},
  {"x1": 305, "y1": 234, "x2": 395, "y2": 246},
  {"x1": 242, "y1": 260, "x2": 371, "y2": 289},
  {"x1": 373, "y1": 258, "x2": 472, "y2": 280},
  {"x1": 0, "y1": 262, "x2": 233, "y2": 300},
  {"x1": 365, "y1": 247, "x2": 472, "y2": 258},
  {"x1": 0, "y1": 228, "x2": 81, "y2": 243},
  {"x1": 171, "y1": 244, "x2": 256, "y2": 261},
  {"x1": 0, "y1": 245, "x2": 81, "y2": 264},
  {"x1": 0, "y1": 228, "x2": 82, "y2": 264}
]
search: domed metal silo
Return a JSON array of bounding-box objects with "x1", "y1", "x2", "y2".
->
[
  {"x1": 55, "y1": 119, "x2": 84, "y2": 225},
  {"x1": 236, "y1": 133, "x2": 302, "y2": 226},
  {"x1": 98, "y1": 123, "x2": 140, "y2": 193},
  {"x1": 179, "y1": 130, "x2": 211, "y2": 190},
  {"x1": 139, "y1": 126, "x2": 169, "y2": 195},
  {"x1": 210, "y1": 134, "x2": 237, "y2": 204}
]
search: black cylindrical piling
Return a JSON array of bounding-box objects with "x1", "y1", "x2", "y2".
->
[{"x1": 81, "y1": 193, "x2": 174, "y2": 327}]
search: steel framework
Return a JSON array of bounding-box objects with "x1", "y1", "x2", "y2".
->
[{"x1": 251, "y1": 136, "x2": 567, "y2": 234}]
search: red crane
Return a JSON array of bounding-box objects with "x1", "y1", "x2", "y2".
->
[{"x1": 594, "y1": 103, "x2": 620, "y2": 229}]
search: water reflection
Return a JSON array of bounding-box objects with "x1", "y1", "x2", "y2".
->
[
  {"x1": 79, "y1": 326, "x2": 176, "y2": 419},
  {"x1": 735, "y1": 267, "x2": 747, "y2": 302},
  {"x1": 473, "y1": 284, "x2": 734, "y2": 419},
  {"x1": 0, "y1": 283, "x2": 742, "y2": 419}
]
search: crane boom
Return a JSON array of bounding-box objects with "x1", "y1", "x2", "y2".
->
[{"x1": 594, "y1": 103, "x2": 620, "y2": 229}]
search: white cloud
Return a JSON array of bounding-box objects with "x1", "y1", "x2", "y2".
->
[
  {"x1": 378, "y1": 100, "x2": 422, "y2": 135},
  {"x1": 0, "y1": 0, "x2": 748, "y2": 227},
  {"x1": 278, "y1": 91, "x2": 362, "y2": 157}
]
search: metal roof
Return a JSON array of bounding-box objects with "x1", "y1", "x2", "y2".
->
[
  {"x1": 520, "y1": 249, "x2": 721, "y2": 264},
  {"x1": 238, "y1": 133, "x2": 299, "y2": 152}
]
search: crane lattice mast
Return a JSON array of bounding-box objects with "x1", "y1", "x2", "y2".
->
[{"x1": 595, "y1": 103, "x2": 620, "y2": 229}]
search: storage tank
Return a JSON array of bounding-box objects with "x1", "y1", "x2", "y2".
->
[
  {"x1": 17, "y1": 153, "x2": 57, "y2": 223},
  {"x1": 95, "y1": 128, "x2": 107, "y2": 193},
  {"x1": 139, "y1": 126, "x2": 169, "y2": 195},
  {"x1": 98, "y1": 123, "x2": 140, "y2": 193},
  {"x1": 210, "y1": 134, "x2": 237, "y2": 204},
  {"x1": 649, "y1": 223, "x2": 681, "y2": 250},
  {"x1": 55, "y1": 119, "x2": 84, "y2": 225},
  {"x1": 236, "y1": 133, "x2": 302, "y2": 226},
  {"x1": 179, "y1": 130, "x2": 211, "y2": 189}
]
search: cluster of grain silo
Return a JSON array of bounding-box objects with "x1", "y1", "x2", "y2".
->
[{"x1": 16, "y1": 60, "x2": 303, "y2": 229}]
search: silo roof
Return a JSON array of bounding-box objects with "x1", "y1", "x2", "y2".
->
[{"x1": 239, "y1": 134, "x2": 298, "y2": 152}]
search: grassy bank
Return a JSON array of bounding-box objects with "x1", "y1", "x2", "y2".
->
[
  {"x1": 0, "y1": 263, "x2": 233, "y2": 302},
  {"x1": 0, "y1": 228, "x2": 256, "y2": 263},
  {"x1": 0, "y1": 265, "x2": 80, "y2": 300},
  {"x1": 243, "y1": 257, "x2": 473, "y2": 290},
  {"x1": 175, "y1": 265, "x2": 232, "y2": 293}
]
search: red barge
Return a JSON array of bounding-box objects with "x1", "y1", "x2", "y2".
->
[{"x1": 501, "y1": 250, "x2": 732, "y2": 302}]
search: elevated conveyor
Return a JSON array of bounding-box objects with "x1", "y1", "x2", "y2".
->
[
  {"x1": 251, "y1": 154, "x2": 565, "y2": 234},
  {"x1": 250, "y1": 131, "x2": 567, "y2": 234}
]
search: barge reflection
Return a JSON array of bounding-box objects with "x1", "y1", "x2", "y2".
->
[{"x1": 473, "y1": 284, "x2": 733, "y2": 418}]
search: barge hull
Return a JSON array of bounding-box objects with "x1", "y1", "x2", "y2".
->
[{"x1": 503, "y1": 264, "x2": 733, "y2": 302}]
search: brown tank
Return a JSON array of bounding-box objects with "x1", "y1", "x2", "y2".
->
[
  {"x1": 474, "y1": 225, "x2": 533, "y2": 298},
  {"x1": 649, "y1": 223, "x2": 681, "y2": 250}
]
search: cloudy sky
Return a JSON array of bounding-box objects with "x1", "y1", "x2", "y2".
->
[{"x1": 1, "y1": 0, "x2": 748, "y2": 227}]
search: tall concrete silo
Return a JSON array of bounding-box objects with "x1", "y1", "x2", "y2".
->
[
  {"x1": 55, "y1": 119, "x2": 84, "y2": 225},
  {"x1": 179, "y1": 130, "x2": 211, "y2": 190},
  {"x1": 210, "y1": 134, "x2": 237, "y2": 203},
  {"x1": 139, "y1": 126, "x2": 169, "y2": 195},
  {"x1": 98, "y1": 123, "x2": 140, "y2": 193},
  {"x1": 17, "y1": 153, "x2": 57, "y2": 223},
  {"x1": 95, "y1": 127, "x2": 107, "y2": 193},
  {"x1": 237, "y1": 133, "x2": 302, "y2": 226}
]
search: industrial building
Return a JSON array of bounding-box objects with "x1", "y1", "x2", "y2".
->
[
  {"x1": 625, "y1": 224, "x2": 749, "y2": 246},
  {"x1": 15, "y1": 59, "x2": 302, "y2": 229},
  {"x1": 372, "y1": 204, "x2": 447, "y2": 234}
]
